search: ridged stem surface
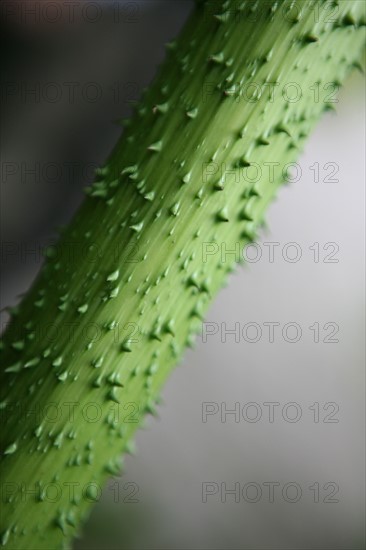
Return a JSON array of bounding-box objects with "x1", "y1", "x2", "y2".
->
[{"x1": 1, "y1": 1, "x2": 365, "y2": 548}]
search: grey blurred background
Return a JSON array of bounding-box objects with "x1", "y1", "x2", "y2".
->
[{"x1": 1, "y1": 2, "x2": 365, "y2": 549}]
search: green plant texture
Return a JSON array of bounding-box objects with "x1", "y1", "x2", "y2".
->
[{"x1": 1, "y1": 1, "x2": 365, "y2": 548}]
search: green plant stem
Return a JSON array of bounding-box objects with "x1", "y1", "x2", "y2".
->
[{"x1": 1, "y1": 1, "x2": 365, "y2": 548}]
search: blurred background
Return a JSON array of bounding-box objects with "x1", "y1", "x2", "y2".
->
[{"x1": 1, "y1": 1, "x2": 365, "y2": 549}]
